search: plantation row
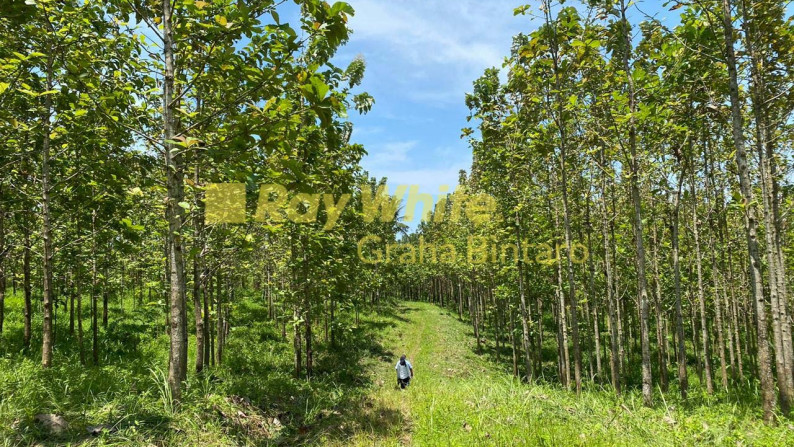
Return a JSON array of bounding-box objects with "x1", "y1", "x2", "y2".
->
[
  {"x1": 386, "y1": 0, "x2": 794, "y2": 424},
  {"x1": 0, "y1": 0, "x2": 793, "y2": 440},
  {"x1": 0, "y1": 0, "x2": 399, "y2": 413}
]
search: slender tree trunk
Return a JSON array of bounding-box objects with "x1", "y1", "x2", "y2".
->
[
  {"x1": 671, "y1": 168, "x2": 688, "y2": 398},
  {"x1": 471, "y1": 274, "x2": 481, "y2": 354},
  {"x1": 553, "y1": 206, "x2": 571, "y2": 388},
  {"x1": 706, "y1": 140, "x2": 733, "y2": 389},
  {"x1": 620, "y1": 0, "x2": 652, "y2": 406},
  {"x1": 542, "y1": 0, "x2": 581, "y2": 394},
  {"x1": 215, "y1": 270, "x2": 224, "y2": 365},
  {"x1": 710, "y1": 240, "x2": 728, "y2": 391},
  {"x1": 600, "y1": 149, "x2": 620, "y2": 394},
  {"x1": 740, "y1": 0, "x2": 794, "y2": 413},
  {"x1": 162, "y1": 0, "x2": 188, "y2": 401},
  {"x1": 690, "y1": 167, "x2": 714, "y2": 394},
  {"x1": 509, "y1": 304, "x2": 518, "y2": 377},
  {"x1": 23, "y1": 229, "x2": 32, "y2": 350},
  {"x1": 203, "y1": 267, "x2": 211, "y2": 367},
  {"x1": 293, "y1": 303, "x2": 302, "y2": 378},
  {"x1": 40, "y1": 51, "x2": 55, "y2": 368},
  {"x1": 92, "y1": 211, "x2": 99, "y2": 365},
  {"x1": 193, "y1": 161, "x2": 205, "y2": 374},
  {"x1": 0, "y1": 185, "x2": 5, "y2": 335},
  {"x1": 102, "y1": 258, "x2": 109, "y2": 328},
  {"x1": 728, "y1": 254, "x2": 744, "y2": 380},
  {"x1": 69, "y1": 268, "x2": 75, "y2": 335},
  {"x1": 560, "y1": 155, "x2": 582, "y2": 395},
  {"x1": 585, "y1": 192, "x2": 602, "y2": 382},
  {"x1": 721, "y1": 0, "x2": 775, "y2": 421},
  {"x1": 514, "y1": 211, "x2": 534, "y2": 380},
  {"x1": 209, "y1": 271, "x2": 216, "y2": 366},
  {"x1": 651, "y1": 220, "x2": 669, "y2": 392},
  {"x1": 77, "y1": 262, "x2": 85, "y2": 365}
]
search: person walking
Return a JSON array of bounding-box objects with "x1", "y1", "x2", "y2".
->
[{"x1": 395, "y1": 354, "x2": 413, "y2": 389}]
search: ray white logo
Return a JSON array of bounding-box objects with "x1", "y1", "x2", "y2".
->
[
  {"x1": 203, "y1": 182, "x2": 588, "y2": 265},
  {"x1": 203, "y1": 183, "x2": 496, "y2": 228}
]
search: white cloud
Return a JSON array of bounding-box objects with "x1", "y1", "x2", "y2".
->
[
  {"x1": 364, "y1": 140, "x2": 418, "y2": 168},
  {"x1": 350, "y1": 125, "x2": 384, "y2": 139},
  {"x1": 345, "y1": 0, "x2": 532, "y2": 105},
  {"x1": 368, "y1": 143, "x2": 472, "y2": 191},
  {"x1": 349, "y1": 1, "x2": 514, "y2": 66},
  {"x1": 336, "y1": 1, "x2": 526, "y2": 227}
]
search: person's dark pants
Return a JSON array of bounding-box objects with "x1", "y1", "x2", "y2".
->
[{"x1": 398, "y1": 377, "x2": 410, "y2": 389}]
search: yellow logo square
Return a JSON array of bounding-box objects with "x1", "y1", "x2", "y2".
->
[{"x1": 205, "y1": 183, "x2": 246, "y2": 224}]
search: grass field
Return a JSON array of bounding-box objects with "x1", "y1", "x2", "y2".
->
[
  {"x1": 331, "y1": 302, "x2": 794, "y2": 446},
  {"x1": 1, "y1": 294, "x2": 793, "y2": 445}
]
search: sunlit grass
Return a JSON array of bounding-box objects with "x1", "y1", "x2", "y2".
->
[
  {"x1": 1, "y1": 293, "x2": 791, "y2": 445},
  {"x1": 330, "y1": 302, "x2": 794, "y2": 447}
]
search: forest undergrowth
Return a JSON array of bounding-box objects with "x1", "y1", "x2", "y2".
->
[{"x1": 2, "y1": 294, "x2": 793, "y2": 445}]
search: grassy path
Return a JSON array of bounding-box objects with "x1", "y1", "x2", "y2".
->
[{"x1": 321, "y1": 302, "x2": 793, "y2": 446}]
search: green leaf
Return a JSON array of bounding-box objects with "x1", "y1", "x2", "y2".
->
[{"x1": 330, "y1": 2, "x2": 354, "y2": 15}]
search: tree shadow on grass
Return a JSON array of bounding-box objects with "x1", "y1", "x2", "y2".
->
[
  {"x1": 216, "y1": 300, "x2": 411, "y2": 445},
  {"x1": 376, "y1": 304, "x2": 418, "y2": 324},
  {"x1": 2, "y1": 295, "x2": 416, "y2": 446},
  {"x1": 291, "y1": 394, "x2": 407, "y2": 446}
]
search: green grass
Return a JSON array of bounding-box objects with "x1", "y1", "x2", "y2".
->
[
  {"x1": 0, "y1": 290, "x2": 397, "y2": 445},
  {"x1": 1, "y1": 293, "x2": 792, "y2": 446},
  {"x1": 328, "y1": 302, "x2": 794, "y2": 446}
]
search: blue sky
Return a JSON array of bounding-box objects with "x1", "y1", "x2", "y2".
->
[
  {"x1": 336, "y1": 1, "x2": 536, "y2": 226},
  {"x1": 278, "y1": 1, "x2": 681, "y2": 227},
  {"x1": 326, "y1": 0, "x2": 684, "y2": 227}
]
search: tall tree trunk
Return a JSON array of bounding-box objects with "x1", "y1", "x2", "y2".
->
[
  {"x1": 293, "y1": 303, "x2": 302, "y2": 378},
  {"x1": 690, "y1": 166, "x2": 714, "y2": 394},
  {"x1": 553, "y1": 206, "x2": 571, "y2": 388},
  {"x1": 560, "y1": 153, "x2": 582, "y2": 394},
  {"x1": 209, "y1": 270, "x2": 215, "y2": 366},
  {"x1": 471, "y1": 272, "x2": 481, "y2": 355},
  {"x1": 651, "y1": 219, "x2": 669, "y2": 392},
  {"x1": 215, "y1": 270, "x2": 224, "y2": 365},
  {"x1": 585, "y1": 191, "x2": 602, "y2": 382},
  {"x1": 92, "y1": 211, "x2": 99, "y2": 365},
  {"x1": 709, "y1": 232, "x2": 728, "y2": 391},
  {"x1": 671, "y1": 167, "x2": 688, "y2": 398},
  {"x1": 509, "y1": 303, "x2": 518, "y2": 378},
  {"x1": 728, "y1": 253, "x2": 744, "y2": 380},
  {"x1": 77, "y1": 262, "x2": 85, "y2": 365},
  {"x1": 40, "y1": 51, "x2": 55, "y2": 368},
  {"x1": 203, "y1": 267, "x2": 211, "y2": 367},
  {"x1": 740, "y1": 0, "x2": 794, "y2": 414},
  {"x1": 721, "y1": 0, "x2": 775, "y2": 421},
  {"x1": 706, "y1": 139, "x2": 732, "y2": 389},
  {"x1": 600, "y1": 148, "x2": 620, "y2": 394},
  {"x1": 193, "y1": 161, "x2": 205, "y2": 373},
  {"x1": 514, "y1": 211, "x2": 534, "y2": 380},
  {"x1": 162, "y1": 0, "x2": 188, "y2": 401},
  {"x1": 69, "y1": 268, "x2": 75, "y2": 335},
  {"x1": 23, "y1": 229, "x2": 32, "y2": 350},
  {"x1": 102, "y1": 257, "x2": 109, "y2": 328},
  {"x1": 620, "y1": 0, "x2": 652, "y2": 406},
  {"x1": 0, "y1": 185, "x2": 5, "y2": 335},
  {"x1": 543, "y1": 0, "x2": 581, "y2": 394}
]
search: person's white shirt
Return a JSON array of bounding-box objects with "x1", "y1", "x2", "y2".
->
[{"x1": 395, "y1": 359, "x2": 412, "y2": 379}]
